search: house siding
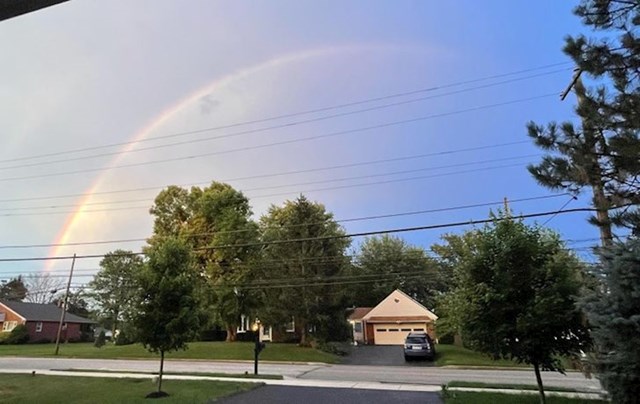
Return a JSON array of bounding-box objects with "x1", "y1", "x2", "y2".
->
[{"x1": 24, "y1": 321, "x2": 82, "y2": 343}]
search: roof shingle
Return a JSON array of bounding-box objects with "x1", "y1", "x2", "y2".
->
[{"x1": 0, "y1": 300, "x2": 94, "y2": 324}]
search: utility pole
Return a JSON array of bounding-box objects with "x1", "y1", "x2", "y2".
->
[
  {"x1": 54, "y1": 254, "x2": 76, "y2": 355},
  {"x1": 561, "y1": 68, "x2": 614, "y2": 247}
]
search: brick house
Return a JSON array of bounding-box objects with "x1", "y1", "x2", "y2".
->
[{"x1": 0, "y1": 300, "x2": 94, "y2": 343}]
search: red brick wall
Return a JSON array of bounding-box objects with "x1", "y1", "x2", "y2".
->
[
  {"x1": 0, "y1": 306, "x2": 25, "y2": 332},
  {"x1": 24, "y1": 321, "x2": 82, "y2": 342}
]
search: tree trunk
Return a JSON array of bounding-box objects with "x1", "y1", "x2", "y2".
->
[
  {"x1": 226, "y1": 326, "x2": 237, "y2": 342},
  {"x1": 158, "y1": 350, "x2": 165, "y2": 393},
  {"x1": 592, "y1": 179, "x2": 614, "y2": 247},
  {"x1": 112, "y1": 310, "x2": 119, "y2": 338},
  {"x1": 533, "y1": 362, "x2": 546, "y2": 404},
  {"x1": 299, "y1": 319, "x2": 308, "y2": 346}
]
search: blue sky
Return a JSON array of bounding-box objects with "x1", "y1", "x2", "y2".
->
[{"x1": 0, "y1": 1, "x2": 598, "y2": 284}]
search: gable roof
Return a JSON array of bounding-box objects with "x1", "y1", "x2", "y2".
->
[
  {"x1": 347, "y1": 307, "x2": 373, "y2": 321},
  {"x1": 362, "y1": 290, "x2": 438, "y2": 322},
  {"x1": 0, "y1": 300, "x2": 95, "y2": 324}
]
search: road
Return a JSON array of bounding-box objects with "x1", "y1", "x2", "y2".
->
[
  {"x1": 0, "y1": 357, "x2": 602, "y2": 391},
  {"x1": 218, "y1": 386, "x2": 442, "y2": 404}
]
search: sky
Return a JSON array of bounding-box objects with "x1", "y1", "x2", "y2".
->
[{"x1": 0, "y1": 0, "x2": 599, "y2": 287}]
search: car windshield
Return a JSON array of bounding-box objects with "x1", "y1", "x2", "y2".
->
[{"x1": 406, "y1": 337, "x2": 427, "y2": 344}]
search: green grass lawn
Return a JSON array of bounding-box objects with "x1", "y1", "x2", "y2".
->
[
  {"x1": 447, "y1": 381, "x2": 592, "y2": 393},
  {"x1": 0, "y1": 374, "x2": 257, "y2": 404},
  {"x1": 435, "y1": 344, "x2": 528, "y2": 368},
  {"x1": 442, "y1": 391, "x2": 607, "y2": 404},
  {"x1": 0, "y1": 341, "x2": 339, "y2": 363}
]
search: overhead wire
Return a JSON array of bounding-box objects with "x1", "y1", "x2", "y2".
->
[{"x1": 0, "y1": 62, "x2": 570, "y2": 165}]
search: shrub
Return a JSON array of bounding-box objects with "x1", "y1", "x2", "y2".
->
[
  {"x1": 438, "y1": 333, "x2": 455, "y2": 345},
  {"x1": 5, "y1": 324, "x2": 29, "y2": 344},
  {"x1": 94, "y1": 330, "x2": 106, "y2": 348}
]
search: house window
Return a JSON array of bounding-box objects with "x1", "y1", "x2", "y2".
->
[
  {"x1": 0, "y1": 313, "x2": 5, "y2": 321},
  {"x1": 2, "y1": 321, "x2": 17, "y2": 332},
  {"x1": 237, "y1": 315, "x2": 249, "y2": 333},
  {"x1": 285, "y1": 317, "x2": 295, "y2": 333},
  {"x1": 36, "y1": 322, "x2": 43, "y2": 333},
  {"x1": 353, "y1": 322, "x2": 362, "y2": 333}
]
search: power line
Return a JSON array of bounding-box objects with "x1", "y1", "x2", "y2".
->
[
  {"x1": 0, "y1": 206, "x2": 599, "y2": 262},
  {"x1": 0, "y1": 62, "x2": 569, "y2": 165},
  {"x1": 0, "y1": 140, "x2": 530, "y2": 204},
  {"x1": 542, "y1": 196, "x2": 577, "y2": 225},
  {"x1": 0, "y1": 93, "x2": 556, "y2": 183},
  {"x1": 0, "y1": 153, "x2": 538, "y2": 213},
  {"x1": 0, "y1": 194, "x2": 568, "y2": 249}
]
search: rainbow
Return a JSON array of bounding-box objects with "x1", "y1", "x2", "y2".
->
[{"x1": 46, "y1": 44, "x2": 402, "y2": 269}]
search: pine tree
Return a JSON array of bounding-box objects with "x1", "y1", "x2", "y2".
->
[
  {"x1": 528, "y1": 0, "x2": 640, "y2": 239},
  {"x1": 582, "y1": 238, "x2": 640, "y2": 404}
]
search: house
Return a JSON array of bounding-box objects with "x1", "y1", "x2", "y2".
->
[
  {"x1": 237, "y1": 314, "x2": 299, "y2": 343},
  {"x1": 348, "y1": 289, "x2": 438, "y2": 345},
  {"x1": 0, "y1": 300, "x2": 94, "y2": 343}
]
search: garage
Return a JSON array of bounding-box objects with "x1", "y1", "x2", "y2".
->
[
  {"x1": 355, "y1": 290, "x2": 438, "y2": 345},
  {"x1": 373, "y1": 323, "x2": 426, "y2": 345}
]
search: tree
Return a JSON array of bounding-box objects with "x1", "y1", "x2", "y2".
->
[
  {"x1": 350, "y1": 235, "x2": 441, "y2": 309},
  {"x1": 133, "y1": 238, "x2": 200, "y2": 397},
  {"x1": 430, "y1": 230, "x2": 483, "y2": 343},
  {"x1": 149, "y1": 182, "x2": 259, "y2": 342},
  {"x1": 89, "y1": 250, "x2": 143, "y2": 336},
  {"x1": 527, "y1": 1, "x2": 640, "y2": 240},
  {"x1": 258, "y1": 196, "x2": 351, "y2": 345},
  {"x1": 24, "y1": 273, "x2": 64, "y2": 304},
  {"x1": 582, "y1": 238, "x2": 640, "y2": 404},
  {"x1": 94, "y1": 330, "x2": 106, "y2": 348},
  {"x1": 450, "y1": 214, "x2": 590, "y2": 404},
  {"x1": 0, "y1": 276, "x2": 27, "y2": 301}
]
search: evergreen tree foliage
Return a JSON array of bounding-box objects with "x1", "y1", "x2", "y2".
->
[
  {"x1": 528, "y1": 0, "x2": 640, "y2": 237},
  {"x1": 257, "y1": 196, "x2": 350, "y2": 345},
  {"x1": 0, "y1": 276, "x2": 27, "y2": 301},
  {"x1": 582, "y1": 238, "x2": 640, "y2": 404}
]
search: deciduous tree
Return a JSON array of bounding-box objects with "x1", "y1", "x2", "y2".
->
[
  {"x1": 0, "y1": 276, "x2": 27, "y2": 301},
  {"x1": 133, "y1": 238, "x2": 200, "y2": 397}
]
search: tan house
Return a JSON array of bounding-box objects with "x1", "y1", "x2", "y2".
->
[{"x1": 348, "y1": 290, "x2": 437, "y2": 345}]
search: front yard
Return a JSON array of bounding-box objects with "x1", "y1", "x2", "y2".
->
[
  {"x1": 0, "y1": 374, "x2": 257, "y2": 404},
  {"x1": 0, "y1": 341, "x2": 339, "y2": 363}
]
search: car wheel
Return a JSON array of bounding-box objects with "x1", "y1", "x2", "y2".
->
[{"x1": 404, "y1": 355, "x2": 411, "y2": 362}]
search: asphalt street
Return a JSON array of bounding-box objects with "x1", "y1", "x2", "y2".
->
[
  {"x1": 0, "y1": 357, "x2": 602, "y2": 391},
  {"x1": 218, "y1": 385, "x2": 443, "y2": 404}
]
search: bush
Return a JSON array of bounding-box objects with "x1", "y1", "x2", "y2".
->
[
  {"x1": 438, "y1": 333, "x2": 455, "y2": 345},
  {"x1": 5, "y1": 324, "x2": 29, "y2": 344},
  {"x1": 114, "y1": 328, "x2": 134, "y2": 346},
  {"x1": 94, "y1": 330, "x2": 106, "y2": 348}
]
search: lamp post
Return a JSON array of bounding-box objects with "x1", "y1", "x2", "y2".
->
[{"x1": 252, "y1": 319, "x2": 265, "y2": 375}]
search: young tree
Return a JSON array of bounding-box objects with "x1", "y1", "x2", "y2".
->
[
  {"x1": 258, "y1": 196, "x2": 351, "y2": 345},
  {"x1": 582, "y1": 238, "x2": 640, "y2": 404},
  {"x1": 351, "y1": 235, "x2": 441, "y2": 309},
  {"x1": 0, "y1": 276, "x2": 28, "y2": 301},
  {"x1": 453, "y1": 214, "x2": 590, "y2": 404},
  {"x1": 89, "y1": 250, "x2": 143, "y2": 336},
  {"x1": 133, "y1": 238, "x2": 200, "y2": 397}
]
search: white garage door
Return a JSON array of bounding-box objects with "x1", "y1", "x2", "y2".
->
[{"x1": 373, "y1": 323, "x2": 426, "y2": 345}]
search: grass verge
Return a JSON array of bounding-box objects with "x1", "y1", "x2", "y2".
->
[
  {"x1": 442, "y1": 391, "x2": 607, "y2": 404},
  {"x1": 447, "y1": 381, "x2": 591, "y2": 393},
  {"x1": 435, "y1": 344, "x2": 527, "y2": 368},
  {"x1": 0, "y1": 341, "x2": 338, "y2": 363},
  {"x1": 0, "y1": 373, "x2": 258, "y2": 404}
]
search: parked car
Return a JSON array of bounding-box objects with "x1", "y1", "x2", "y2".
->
[{"x1": 403, "y1": 332, "x2": 435, "y2": 361}]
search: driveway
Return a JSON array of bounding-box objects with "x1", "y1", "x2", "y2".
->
[
  {"x1": 218, "y1": 385, "x2": 443, "y2": 404},
  {"x1": 341, "y1": 345, "x2": 435, "y2": 367}
]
